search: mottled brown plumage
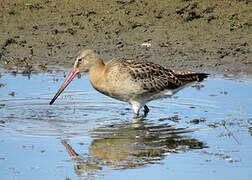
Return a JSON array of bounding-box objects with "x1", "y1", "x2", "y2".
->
[{"x1": 50, "y1": 49, "x2": 209, "y2": 116}]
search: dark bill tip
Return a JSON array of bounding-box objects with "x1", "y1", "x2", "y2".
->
[{"x1": 49, "y1": 68, "x2": 79, "y2": 105}]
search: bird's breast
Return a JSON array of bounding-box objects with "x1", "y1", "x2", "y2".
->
[{"x1": 89, "y1": 69, "x2": 144, "y2": 102}]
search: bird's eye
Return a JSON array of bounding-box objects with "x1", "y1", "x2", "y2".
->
[{"x1": 77, "y1": 58, "x2": 82, "y2": 62}]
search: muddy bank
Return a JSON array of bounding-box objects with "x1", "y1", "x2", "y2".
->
[{"x1": 0, "y1": 0, "x2": 251, "y2": 76}]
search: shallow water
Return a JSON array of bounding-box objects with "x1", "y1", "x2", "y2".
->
[{"x1": 0, "y1": 72, "x2": 252, "y2": 180}]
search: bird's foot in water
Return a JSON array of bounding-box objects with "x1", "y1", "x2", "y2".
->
[
  {"x1": 133, "y1": 105, "x2": 149, "y2": 120},
  {"x1": 144, "y1": 105, "x2": 149, "y2": 117}
]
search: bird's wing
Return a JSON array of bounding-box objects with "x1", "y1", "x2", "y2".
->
[
  {"x1": 118, "y1": 59, "x2": 185, "y2": 92},
  {"x1": 106, "y1": 58, "x2": 208, "y2": 93}
]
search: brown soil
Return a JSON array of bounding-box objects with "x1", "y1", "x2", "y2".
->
[{"x1": 0, "y1": 0, "x2": 251, "y2": 76}]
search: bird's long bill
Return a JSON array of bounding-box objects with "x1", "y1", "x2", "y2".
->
[{"x1": 49, "y1": 68, "x2": 79, "y2": 105}]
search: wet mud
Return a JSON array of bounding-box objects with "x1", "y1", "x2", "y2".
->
[{"x1": 0, "y1": 0, "x2": 251, "y2": 75}]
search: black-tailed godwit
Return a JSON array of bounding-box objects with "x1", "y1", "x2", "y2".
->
[{"x1": 50, "y1": 49, "x2": 208, "y2": 117}]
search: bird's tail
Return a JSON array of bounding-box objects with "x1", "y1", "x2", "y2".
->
[{"x1": 174, "y1": 71, "x2": 209, "y2": 84}]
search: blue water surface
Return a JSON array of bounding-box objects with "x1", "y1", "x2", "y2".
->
[{"x1": 0, "y1": 72, "x2": 252, "y2": 180}]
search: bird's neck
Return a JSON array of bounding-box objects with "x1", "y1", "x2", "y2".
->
[{"x1": 89, "y1": 59, "x2": 106, "y2": 90}]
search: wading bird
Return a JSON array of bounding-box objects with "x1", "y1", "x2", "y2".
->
[{"x1": 50, "y1": 49, "x2": 208, "y2": 117}]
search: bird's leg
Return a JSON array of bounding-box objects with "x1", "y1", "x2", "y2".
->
[
  {"x1": 144, "y1": 105, "x2": 149, "y2": 117},
  {"x1": 131, "y1": 101, "x2": 141, "y2": 118},
  {"x1": 134, "y1": 113, "x2": 139, "y2": 119}
]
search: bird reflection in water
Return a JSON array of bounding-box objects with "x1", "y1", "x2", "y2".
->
[{"x1": 61, "y1": 119, "x2": 207, "y2": 176}]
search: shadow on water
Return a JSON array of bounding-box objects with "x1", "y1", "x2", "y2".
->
[{"x1": 0, "y1": 72, "x2": 252, "y2": 179}]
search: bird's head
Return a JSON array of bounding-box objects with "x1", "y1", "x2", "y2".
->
[
  {"x1": 49, "y1": 49, "x2": 102, "y2": 105},
  {"x1": 73, "y1": 49, "x2": 102, "y2": 73}
]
